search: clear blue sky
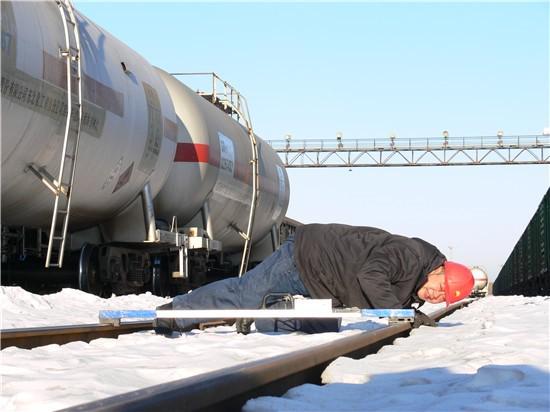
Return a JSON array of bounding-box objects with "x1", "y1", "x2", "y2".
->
[{"x1": 75, "y1": 1, "x2": 549, "y2": 280}]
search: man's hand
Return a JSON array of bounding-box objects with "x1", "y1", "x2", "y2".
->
[{"x1": 412, "y1": 309, "x2": 437, "y2": 328}]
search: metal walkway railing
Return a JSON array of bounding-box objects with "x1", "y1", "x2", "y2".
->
[{"x1": 267, "y1": 135, "x2": 550, "y2": 168}]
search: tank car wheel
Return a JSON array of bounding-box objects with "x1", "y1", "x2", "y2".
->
[{"x1": 79, "y1": 244, "x2": 111, "y2": 297}]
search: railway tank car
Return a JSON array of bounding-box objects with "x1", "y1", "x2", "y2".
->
[
  {"x1": 1, "y1": 0, "x2": 290, "y2": 296},
  {"x1": 469, "y1": 266, "x2": 489, "y2": 297}
]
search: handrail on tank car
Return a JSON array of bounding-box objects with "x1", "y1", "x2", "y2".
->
[{"x1": 170, "y1": 72, "x2": 252, "y2": 124}]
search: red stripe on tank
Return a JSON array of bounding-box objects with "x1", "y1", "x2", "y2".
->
[{"x1": 174, "y1": 143, "x2": 210, "y2": 163}]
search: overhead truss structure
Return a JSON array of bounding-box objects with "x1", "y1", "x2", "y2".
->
[{"x1": 267, "y1": 135, "x2": 550, "y2": 168}]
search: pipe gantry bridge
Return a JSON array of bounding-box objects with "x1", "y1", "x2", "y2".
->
[{"x1": 267, "y1": 135, "x2": 550, "y2": 168}]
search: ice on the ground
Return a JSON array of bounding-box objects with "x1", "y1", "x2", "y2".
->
[{"x1": 243, "y1": 295, "x2": 550, "y2": 412}]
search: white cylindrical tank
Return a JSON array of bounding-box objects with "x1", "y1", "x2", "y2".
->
[
  {"x1": 154, "y1": 69, "x2": 290, "y2": 251},
  {"x1": 1, "y1": 0, "x2": 290, "y2": 252},
  {"x1": 1, "y1": 1, "x2": 178, "y2": 230},
  {"x1": 470, "y1": 266, "x2": 489, "y2": 292}
]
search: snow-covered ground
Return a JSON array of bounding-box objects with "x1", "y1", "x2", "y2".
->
[
  {"x1": 0, "y1": 286, "x2": 392, "y2": 411},
  {"x1": 245, "y1": 295, "x2": 550, "y2": 412},
  {"x1": 0, "y1": 287, "x2": 170, "y2": 328},
  {"x1": 1, "y1": 287, "x2": 548, "y2": 412}
]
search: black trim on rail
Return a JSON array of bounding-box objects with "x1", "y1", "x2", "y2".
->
[
  {"x1": 60, "y1": 301, "x2": 470, "y2": 412},
  {"x1": 0, "y1": 321, "x2": 153, "y2": 350}
]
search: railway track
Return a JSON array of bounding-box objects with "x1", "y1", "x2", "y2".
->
[
  {"x1": 56, "y1": 302, "x2": 469, "y2": 412},
  {"x1": 0, "y1": 321, "x2": 153, "y2": 350}
]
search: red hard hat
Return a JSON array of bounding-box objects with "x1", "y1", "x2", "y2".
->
[{"x1": 444, "y1": 261, "x2": 475, "y2": 305}]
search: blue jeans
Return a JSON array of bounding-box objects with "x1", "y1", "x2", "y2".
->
[{"x1": 171, "y1": 237, "x2": 310, "y2": 330}]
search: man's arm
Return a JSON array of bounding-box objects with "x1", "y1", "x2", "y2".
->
[{"x1": 356, "y1": 251, "x2": 402, "y2": 308}]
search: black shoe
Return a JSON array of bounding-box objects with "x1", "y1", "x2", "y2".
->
[
  {"x1": 153, "y1": 318, "x2": 178, "y2": 335},
  {"x1": 154, "y1": 302, "x2": 176, "y2": 335}
]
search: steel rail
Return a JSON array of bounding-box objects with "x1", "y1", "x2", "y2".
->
[
  {"x1": 61, "y1": 301, "x2": 469, "y2": 412},
  {"x1": 0, "y1": 321, "x2": 153, "y2": 350}
]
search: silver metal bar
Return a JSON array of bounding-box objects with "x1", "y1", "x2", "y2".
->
[
  {"x1": 141, "y1": 182, "x2": 157, "y2": 242},
  {"x1": 178, "y1": 245, "x2": 188, "y2": 279},
  {"x1": 25, "y1": 164, "x2": 59, "y2": 195},
  {"x1": 270, "y1": 225, "x2": 279, "y2": 252},
  {"x1": 201, "y1": 201, "x2": 214, "y2": 240}
]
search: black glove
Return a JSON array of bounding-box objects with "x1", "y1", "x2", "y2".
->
[{"x1": 412, "y1": 309, "x2": 437, "y2": 329}]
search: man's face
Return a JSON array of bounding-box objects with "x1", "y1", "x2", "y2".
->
[{"x1": 417, "y1": 272, "x2": 446, "y2": 304}]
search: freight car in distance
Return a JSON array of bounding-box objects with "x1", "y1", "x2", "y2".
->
[{"x1": 493, "y1": 188, "x2": 550, "y2": 296}]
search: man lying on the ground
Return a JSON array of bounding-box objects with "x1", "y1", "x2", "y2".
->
[{"x1": 154, "y1": 223, "x2": 474, "y2": 334}]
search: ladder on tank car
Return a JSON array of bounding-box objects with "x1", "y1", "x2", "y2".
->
[
  {"x1": 170, "y1": 72, "x2": 260, "y2": 276},
  {"x1": 45, "y1": 0, "x2": 84, "y2": 267}
]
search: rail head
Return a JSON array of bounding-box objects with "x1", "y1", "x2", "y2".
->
[{"x1": 0, "y1": 321, "x2": 153, "y2": 350}]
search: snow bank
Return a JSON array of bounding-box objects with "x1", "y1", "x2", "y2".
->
[{"x1": 0, "y1": 286, "x2": 170, "y2": 328}]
